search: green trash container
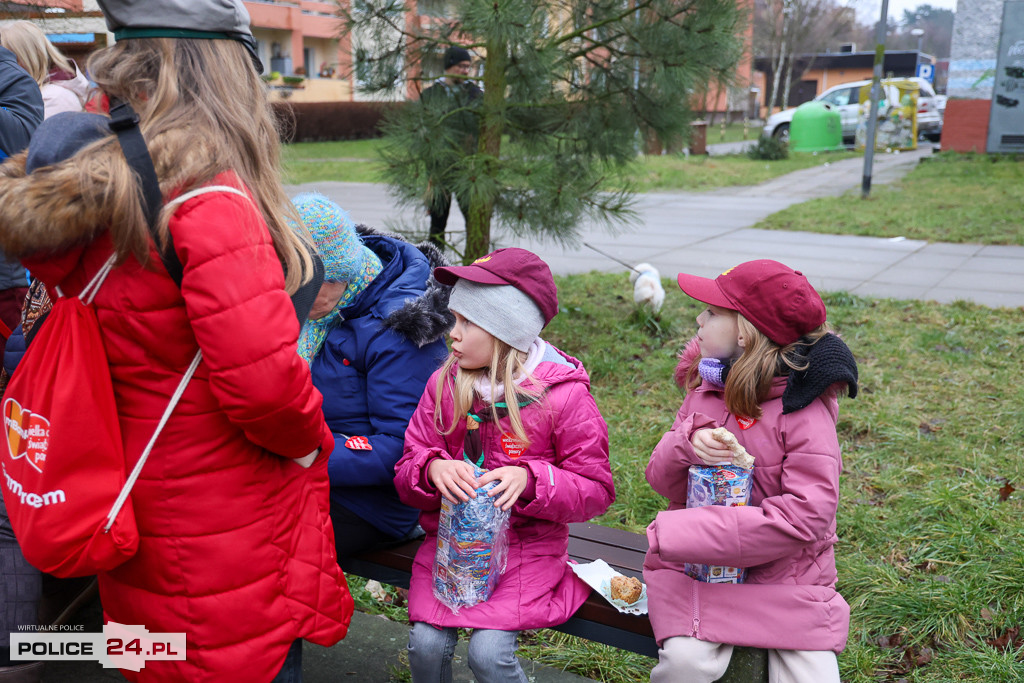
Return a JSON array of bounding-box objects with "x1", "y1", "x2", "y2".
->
[{"x1": 789, "y1": 101, "x2": 844, "y2": 152}]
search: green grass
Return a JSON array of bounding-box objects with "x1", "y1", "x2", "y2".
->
[
  {"x1": 284, "y1": 139, "x2": 383, "y2": 160},
  {"x1": 755, "y1": 152, "x2": 1024, "y2": 245},
  {"x1": 702, "y1": 120, "x2": 767, "y2": 145},
  {"x1": 279, "y1": 136, "x2": 860, "y2": 191},
  {"x1": 281, "y1": 139, "x2": 386, "y2": 184},
  {"x1": 349, "y1": 273, "x2": 1024, "y2": 682},
  {"x1": 628, "y1": 149, "x2": 860, "y2": 192}
]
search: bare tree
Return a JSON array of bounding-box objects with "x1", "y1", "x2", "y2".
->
[{"x1": 757, "y1": 0, "x2": 869, "y2": 110}]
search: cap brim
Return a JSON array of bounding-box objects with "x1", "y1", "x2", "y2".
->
[
  {"x1": 676, "y1": 273, "x2": 735, "y2": 309},
  {"x1": 434, "y1": 264, "x2": 511, "y2": 287}
]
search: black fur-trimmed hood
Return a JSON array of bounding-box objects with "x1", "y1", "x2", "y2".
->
[{"x1": 356, "y1": 224, "x2": 454, "y2": 347}]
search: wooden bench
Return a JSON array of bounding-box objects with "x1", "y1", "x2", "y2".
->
[{"x1": 349, "y1": 521, "x2": 768, "y2": 682}]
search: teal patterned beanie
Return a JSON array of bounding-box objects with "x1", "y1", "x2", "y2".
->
[
  {"x1": 293, "y1": 192, "x2": 373, "y2": 283},
  {"x1": 291, "y1": 192, "x2": 383, "y2": 362}
]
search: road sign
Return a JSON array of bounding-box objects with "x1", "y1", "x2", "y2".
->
[{"x1": 916, "y1": 63, "x2": 935, "y2": 82}]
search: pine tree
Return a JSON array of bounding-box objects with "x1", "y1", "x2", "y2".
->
[{"x1": 341, "y1": 0, "x2": 745, "y2": 262}]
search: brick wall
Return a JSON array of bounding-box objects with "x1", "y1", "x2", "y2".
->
[{"x1": 940, "y1": 99, "x2": 991, "y2": 152}]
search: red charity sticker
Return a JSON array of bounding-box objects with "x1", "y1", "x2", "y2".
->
[
  {"x1": 345, "y1": 436, "x2": 372, "y2": 451},
  {"x1": 500, "y1": 432, "x2": 526, "y2": 459},
  {"x1": 736, "y1": 416, "x2": 757, "y2": 430}
]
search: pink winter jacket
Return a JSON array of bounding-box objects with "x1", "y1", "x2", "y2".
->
[
  {"x1": 643, "y1": 361, "x2": 850, "y2": 653},
  {"x1": 395, "y1": 341, "x2": 615, "y2": 630}
]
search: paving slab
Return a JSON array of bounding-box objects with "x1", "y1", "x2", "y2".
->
[
  {"x1": 289, "y1": 143, "x2": 1024, "y2": 309},
  {"x1": 40, "y1": 594, "x2": 596, "y2": 683}
]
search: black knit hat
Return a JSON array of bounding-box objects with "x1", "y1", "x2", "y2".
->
[{"x1": 443, "y1": 46, "x2": 472, "y2": 70}]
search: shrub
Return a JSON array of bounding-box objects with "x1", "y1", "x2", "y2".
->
[
  {"x1": 747, "y1": 135, "x2": 789, "y2": 161},
  {"x1": 272, "y1": 101, "x2": 408, "y2": 142}
]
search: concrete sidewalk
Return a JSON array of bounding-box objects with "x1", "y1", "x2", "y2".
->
[
  {"x1": 40, "y1": 595, "x2": 594, "y2": 682},
  {"x1": 292, "y1": 144, "x2": 1024, "y2": 309}
]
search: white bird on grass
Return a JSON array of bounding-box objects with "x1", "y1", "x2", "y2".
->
[{"x1": 629, "y1": 263, "x2": 665, "y2": 314}]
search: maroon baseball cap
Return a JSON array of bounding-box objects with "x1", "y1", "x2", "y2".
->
[
  {"x1": 434, "y1": 248, "x2": 559, "y2": 325},
  {"x1": 676, "y1": 260, "x2": 826, "y2": 345}
]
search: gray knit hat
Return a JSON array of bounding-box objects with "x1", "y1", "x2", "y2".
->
[
  {"x1": 448, "y1": 280, "x2": 544, "y2": 353},
  {"x1": 97, "y1": 0, "x2": 262, "y2": 72}
]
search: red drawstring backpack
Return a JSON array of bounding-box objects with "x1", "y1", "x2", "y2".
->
[
  {"x1": 0, "y1": 102, "x2": 226, "y2": 577},
  {"x1": 2, "y1": 256, "x2": 201, "y2": 576}
]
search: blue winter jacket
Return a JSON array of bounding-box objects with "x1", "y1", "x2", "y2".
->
[
  {"x1": 312, "y1": 233, "x2": 450, "y2": 538},
  {"x1": 0, "y1": 46, "x2": 42, "y2": 291}
]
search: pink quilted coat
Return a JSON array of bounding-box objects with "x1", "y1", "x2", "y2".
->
[
  {"x1": 395, "y1": 342, "x2": 615, "y2": 630},
  {"x1": 643, "y1": 352, "x2": 850, "y2": 653}
]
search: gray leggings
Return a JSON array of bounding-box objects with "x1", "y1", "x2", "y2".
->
[{"x1": 0, "y1": 493, "x2": 40, "y2": 654}]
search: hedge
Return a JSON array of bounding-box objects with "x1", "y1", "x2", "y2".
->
[{"x1": 272, "y1": 101, "x2": 407, "y2": 142}]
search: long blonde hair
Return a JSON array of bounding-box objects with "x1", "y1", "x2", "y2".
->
[
  {"x1": 0, "y1": 21, "x2": 75, "y2": 85},
  {"x1": 86, "y1": 37, "x2": 313, "y2": 292},
  {"x1": 722, "y1": 316, "x2": 831, "y2": 419},
  {"x1": 434, "y1": 340, "x2": 543, "y2": 447}
]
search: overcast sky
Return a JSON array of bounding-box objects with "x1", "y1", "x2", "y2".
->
[{"x1": 855, "y1": 0, "x2": 958, "y2": 25}]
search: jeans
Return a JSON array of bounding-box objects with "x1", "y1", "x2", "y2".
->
[
  {"x1": 407, "y1": 622, "x2": 527, "y2": 683},
  {"x1": 0, "y1": 492, "x2": 40, "y2": 659},
  {"x1": 270, "y1": 639, "x2": 303, "y2": 683}
]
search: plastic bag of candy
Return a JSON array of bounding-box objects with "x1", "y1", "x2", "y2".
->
[
  {"x1": 684, "y1": 465, "x2": 753, "y2": 584},
  {"x1": 433, "y1": 465, "x2": 511, "y2": 613}
]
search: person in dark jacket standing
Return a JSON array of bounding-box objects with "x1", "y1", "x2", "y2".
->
[
  {"x1": 420, "y1": 46, "x2": 481, "y2": 249},
  {"x1": 0, "y1": 45, "x2": 42, "y2": 159},
  {"x1": 0, "y1": 43, "x2": 43, "y2": 683},
  {"x1": 0, "y1": 45, "x2": 41, "y2": 357},
  {"x1": 292, "y1": 193, "x2": 452, "y2": 568}
]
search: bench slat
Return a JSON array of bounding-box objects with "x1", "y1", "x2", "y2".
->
[
  {"x1": 347, "y1": 522, "x2": 768, "y2": 679},
  {"x1": 569, "y1": 522, "x2": 649, "y2": 551}
]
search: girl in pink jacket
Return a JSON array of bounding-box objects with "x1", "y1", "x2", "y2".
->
[
  {"x1": 644, "y1": 260, "x2": 858, "y2": 683},
  {"x1": 395, "y1": 248, "x2": 615, "y2": 683}
]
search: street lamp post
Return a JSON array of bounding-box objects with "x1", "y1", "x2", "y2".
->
[{"x1": 911, "y1": 28, "x2": 925, "y2": 76}]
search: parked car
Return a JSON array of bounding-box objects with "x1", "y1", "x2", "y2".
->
[{"x1": 763, "y1": 76, "x2": 943, "y2": 144}]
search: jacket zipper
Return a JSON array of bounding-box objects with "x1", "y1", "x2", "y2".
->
[{"x1": 690, "y1": 578, "x2": 700, "y2": 637}]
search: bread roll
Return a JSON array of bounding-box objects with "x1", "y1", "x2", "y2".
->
[
  {"x1": 710, "y1": 427, "x2": 755, "y2": 469},
  {"x1": 610, "y1": 575, "x2": 643, "y2": 604}
]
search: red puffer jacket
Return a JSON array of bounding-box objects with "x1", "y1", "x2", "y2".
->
[{"x1": 15, "y1": 174, "x2": 353, "y2": 681}]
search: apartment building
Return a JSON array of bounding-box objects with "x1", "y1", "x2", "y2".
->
[
  {"x1": 0, "y1": 0, "x2": 355, "y2": 102},
  {"x1": 5, "y1": 0, "x2": 756, "y2": 114}
]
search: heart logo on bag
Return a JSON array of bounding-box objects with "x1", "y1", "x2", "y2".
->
[{"x1": 4, "y1": 398, "x2": 50, "y2": 473}]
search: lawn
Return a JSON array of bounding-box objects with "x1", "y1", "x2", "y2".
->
[
  {"x1": 281, "y1": 139, "x2": 385, "y2": 185},
  {"x1": 279, "y1": 136, "x2": 859, "y2": 191},
  {"x1": 702, "y1": 119, "x2": 767, "y2": 145},
  {"x1": 351, "y1": 273, "x2": 1024, "y2": 682},
  {"x1": 755, "y1": 152, "x2": 1024, "y2": 245},
  {"x1": 628, "y1": 149, "x2": 859, "y2": 192}
]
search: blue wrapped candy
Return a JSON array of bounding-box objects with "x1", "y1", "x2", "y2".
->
[{"x1": 433, "y1": 465, "x2": 512, "y2": 612}]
